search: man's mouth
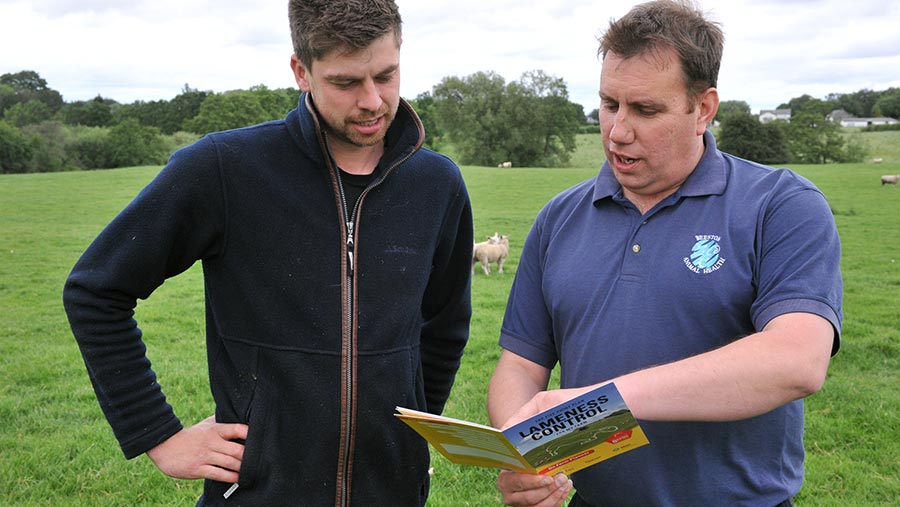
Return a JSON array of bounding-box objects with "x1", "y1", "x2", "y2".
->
[{"x1": 351, "y1": 115, "x2": 384, "y2": 134}]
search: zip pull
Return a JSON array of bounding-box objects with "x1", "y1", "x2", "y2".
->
[{"x1": 346, "y1": 221, "x2": 355, "y2": 274}]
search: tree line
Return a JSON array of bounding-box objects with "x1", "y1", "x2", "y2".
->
[
  {"x1": 711, "y1": 90, "x2": 900, "y2": 164},
  {"x1": 2, "y1": 69, "x2": 898, "y2": 173},
  {"x1": 0, "y1": 69, "x2": 587, "y2": 173}
]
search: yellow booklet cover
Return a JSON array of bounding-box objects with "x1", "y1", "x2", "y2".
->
[{"x1": 396, "y1": 382, "x2": 648, "y2": 475}]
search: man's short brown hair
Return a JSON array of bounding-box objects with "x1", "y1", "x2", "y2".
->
[
  {"x1": 289, "y1": 0, "x2": 403, "y2": 70},
  {"x1": 598, "y1": 0, "x2": 723, "y2": 103}
]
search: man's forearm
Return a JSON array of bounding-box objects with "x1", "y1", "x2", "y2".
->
[
  {"x1": 615, "y1": 312, "x2": 834, "y2": 422},
  {"x1": 487, "y1": 351, "x2": 551, "y2": 428}
]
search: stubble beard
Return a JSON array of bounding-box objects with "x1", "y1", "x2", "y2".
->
[{"x1": 326, "y1": 109, "x2": 394, "y2": 149}]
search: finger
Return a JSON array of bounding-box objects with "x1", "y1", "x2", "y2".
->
[
  {"x1": 499, "y1": 470, "x2": 554, "y2": 493},
  {"x1": 215, "y1": 422, "x2": 250, "y2": 441},
  {"x1": 215, "y1": 438, "x2": 245, "y2": 461},
  {"x1": 208, "y1": 449, "x2": 243, "y2": 474},
  {"x1": 498, "y1": 472, "x2": 553, "y2": 506},
  {"x1": 198, "y1": 463, "x2": 240, "y2": 484},
  {"x1": 501, "y1": 473, "x2": 571, "y2": 507}
]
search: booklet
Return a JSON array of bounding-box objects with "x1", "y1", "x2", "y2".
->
[{"x1": 395, "y1": 382, "x2": 648, "y2": 476}]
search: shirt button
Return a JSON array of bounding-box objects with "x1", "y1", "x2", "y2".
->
[{"x1": 632, "y1": 244, "x2": 641, "y2": 253}]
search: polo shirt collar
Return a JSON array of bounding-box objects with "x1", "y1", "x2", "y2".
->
[{"x1": 592, "y1": 130, "x2": 727, "y2": 203}]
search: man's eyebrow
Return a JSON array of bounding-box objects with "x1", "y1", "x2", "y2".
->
[
  {"x1": 325, "y1": 64, "x2": 399, "y2": 82},
  {"x1": 375, "y1": 64, "x2": 400, "y2": 76},
  {"x1": 600, "y1": 93, "x2": 666, "y2": 111}
]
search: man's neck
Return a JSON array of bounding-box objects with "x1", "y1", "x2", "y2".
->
[{"x1": 330, "y1": 139, "x2": 384, "y2": 175}]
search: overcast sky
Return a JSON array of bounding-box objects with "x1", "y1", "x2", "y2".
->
[{"x1": 2, "y1": 0, "x2": 899, "y2": 115}]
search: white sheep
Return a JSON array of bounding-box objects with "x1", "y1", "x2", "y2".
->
[
  {"x1": 881, "y1": 174, "x2": 899, "y2": 185},
  {"x1": 873, "y1": 158, "x2": 884, "y2": 164},
  {"x1": 472, "y1": 233, "x2": 509, "y2": 275},
  {"x1": 497, "y1": 161, "x2": 512, "y2": 168}
]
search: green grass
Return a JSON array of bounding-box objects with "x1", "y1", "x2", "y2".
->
[{"x1": 2, "y1": 132, "x2": 899, "y2": 506}]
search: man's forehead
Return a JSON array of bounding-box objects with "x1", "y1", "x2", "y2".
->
[
  {"x1": 312, "y1": 33, "x2": 400, "y2": 73},
  {"x1": 602, "y1": 46, "x2": 678, "y2": 74}
]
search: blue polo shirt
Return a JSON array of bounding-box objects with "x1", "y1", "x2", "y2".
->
[{"x1": 499, "y1": 131, "x2": 842, "y2": 506}]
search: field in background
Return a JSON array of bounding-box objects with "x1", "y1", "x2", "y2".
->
[{"x1": 1, "y1": 132, "x2": 898, "y2": 506}]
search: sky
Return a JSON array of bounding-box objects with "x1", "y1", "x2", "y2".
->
[{"x1": 2, "y1": 0, "x2": 899, "y2": 115}]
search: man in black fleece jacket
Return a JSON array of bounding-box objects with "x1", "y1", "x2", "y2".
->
[{"x1": 62, "y1": 1, "x2": 473, "y2": 505}]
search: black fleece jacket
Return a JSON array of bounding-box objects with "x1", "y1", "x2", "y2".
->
[{"x1": 63, "y1": 93, "x2": 473, "y2": 506}]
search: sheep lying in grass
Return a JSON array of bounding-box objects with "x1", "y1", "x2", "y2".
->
[
  {"x1": 473, "y1": 233, "x2": 509, "y2": 275},
  {"x1": 881, "y1": 174, "x2": 898, "y2": 185}
]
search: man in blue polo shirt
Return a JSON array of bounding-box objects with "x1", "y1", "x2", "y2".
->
[{"x1": 487, "y1": 2, "x2": 842, "y2": 507}]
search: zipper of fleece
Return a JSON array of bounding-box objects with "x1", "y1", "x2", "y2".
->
[
  {"x1": 327, "y1": 142, "x2": 420, "y2": 507},
  {"x1": 334, "y1": 162, "x2": 357, "y2": 507}
]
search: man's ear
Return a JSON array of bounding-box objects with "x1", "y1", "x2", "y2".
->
[
  {"x1": 697, "y1": 87, "x2": 719, "y2": 134},
  {"x1": 290, "y1": 54, "x2": 311, "y2": 92}
]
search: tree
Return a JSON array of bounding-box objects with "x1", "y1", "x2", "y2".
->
[
  {"x1": 104, "y1": 119, "x2": 167, "y2": 168},
  {"x1": 826, "y1": 89, "x2": 880, "y2": 118},
  {"x1": 115, "y1": 99, "x2": 169, "y2": 131},
  {"x1": 66, "y1": 126, "x2": 109, "y2": 169},
  {"x1": 0, "y1": 83, "x2": 16, "y2": 116},
  {"x1": 61, "y1": 95, "x2": 116, "y2": 127},
  {"x1": 779, "y1": 94, "x2": 832, "y2": 117},
  {"x1": 714, "y1": 100, "x2": 751, "y2": 123},
  {"x1": 716, "y1": 112, "x2": 788, "y2": 164},
  {"x1": 782, "y1": 111, "x2": 864, "y2": 164},
  {"x1": 873, "y1": 88, "x2": 900, "y2": 119},
  {"x1": 504, "y1": 70, "x2": 582, "y2": 166},
  {"x1": 433, "y1": 71, "x2": 509, "y2": 166},
  {"x1": 432, "y1": 70, "x2": 583, "y2": 167},
  {"x1": 407, "y1": 91, "x2": 444, "y2": 151},
  {"x1": 4, "y1": 99, "x2": 53, "y2": 127},
  {"x1": 185, "y1": 90, "x2": 271, "y2": 134},
  {"x1": 117, "y1": 85, "x2": 214, "y2": 134},
  {"x1": 249, "y1": 85, "x2": 298, "y2": 120},
  {"x1": 0, "y1": 120, "x2": 34, "y2": 173},
  {"x1": 167, "y1": 85, "x2": 212, "y2": 132},
  {"x1": 0, "y1": 70, "x2": 64, "y2": 115},
  {"x1": 21, "y1": 120, "x2": 69, "y2": 172}
]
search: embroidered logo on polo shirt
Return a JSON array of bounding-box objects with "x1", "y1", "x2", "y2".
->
[{"x1": 683, "y1": 234, "x2": 726, "y2": 274}]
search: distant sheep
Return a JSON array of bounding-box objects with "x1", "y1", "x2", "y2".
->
[
  {"x1": 497, "y1": 161, "x2": 512, "y2": 168},
  {"x1": 473, "y1": 233, "x2": 509, "y2": 275},
  {"x1": 873, "y1": 158, "x2": 884, "y2": 164},
  {"x1": 882, "y1": 174, "x2": 899, "y2": 185}
]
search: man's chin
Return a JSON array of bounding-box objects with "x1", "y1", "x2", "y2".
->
[{"x1": 336, "y1": 125, "x2": 390, "y2": 148}]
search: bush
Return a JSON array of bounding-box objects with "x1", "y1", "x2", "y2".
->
[
  {"x1": 160, "y1": 131, "x2": 201, "y2": 160},
  {"x1": 862, "y1": 123, "x2": 900, "y2": 132},
  {"x1": 0, "y1": 120, "x2": 33, "y2": 173},
  {"x1": 21, "y1": 121, "x2": 69, "y2": 172},
  {"x1": 716, "y1": 112, "x2": 789, "y2": 164},
  {"x1": 104, "y1": 119, "x2": 167, "y2": 168},
  {"x1": 4, "y1": 99, "x2": 53, "y2": 127},
  {"x1": 66, "y1": 126, "x2": 110, "y2": 169}
]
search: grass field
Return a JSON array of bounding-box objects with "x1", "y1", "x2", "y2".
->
[{"x1": 1, "y1": 132, "x2": 899, "y2": 506}]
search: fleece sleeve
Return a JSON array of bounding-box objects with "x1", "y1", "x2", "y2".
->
[
  {"x1": 62, "y1": 137, "x2": 227, "y2": 458},
  {"x1": 418, "y1": 173, "x2": 473, "y2": 415}
]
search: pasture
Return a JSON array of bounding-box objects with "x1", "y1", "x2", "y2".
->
[{"x1": 1, "y1": 133, "x2": 899, "y2": 506}]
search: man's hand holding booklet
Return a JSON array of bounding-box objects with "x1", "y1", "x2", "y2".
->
[{"x1": 395, "y1": 382, "x2": 648, "y2": 476}]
